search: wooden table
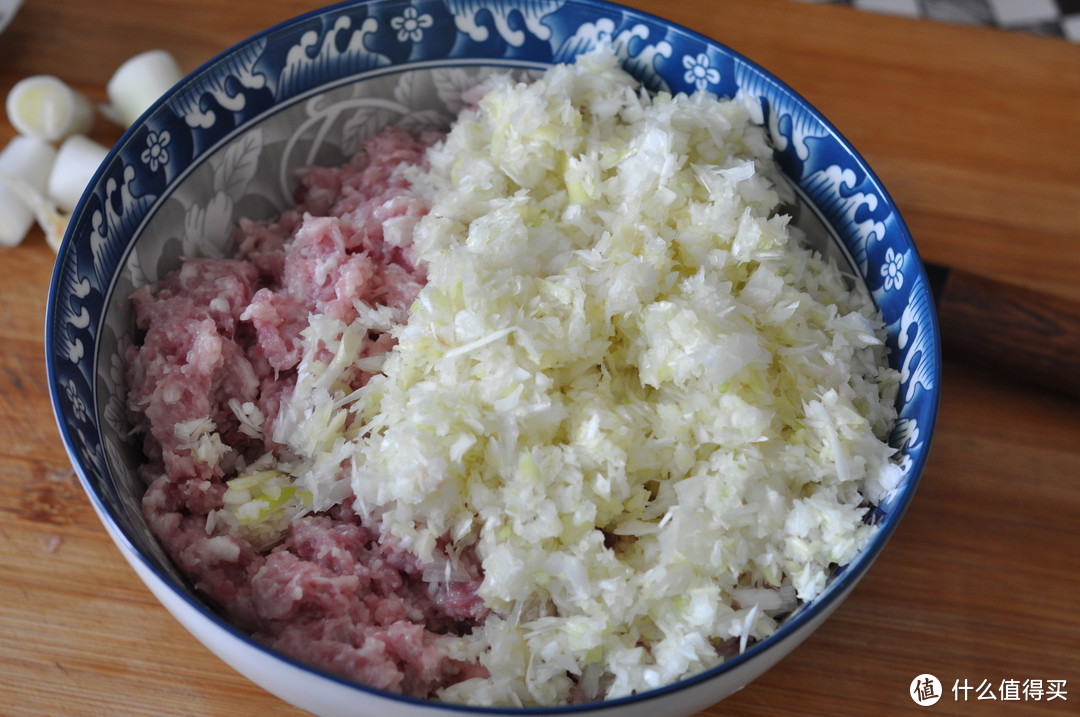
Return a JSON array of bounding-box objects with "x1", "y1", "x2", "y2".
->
[{"x1": 2, "y1": 0, "x2": 1077, "y2": 714}]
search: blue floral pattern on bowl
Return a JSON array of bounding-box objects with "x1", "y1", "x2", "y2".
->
[{"x1": 46, "y1": 0, "x2": 940, "y2": 705}]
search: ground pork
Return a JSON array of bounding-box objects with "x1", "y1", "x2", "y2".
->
[{"x1": 127, "y1": 126, "x2": 488, "y2": 697}]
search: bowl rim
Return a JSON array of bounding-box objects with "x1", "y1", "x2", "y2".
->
[{"x1": 45, "y1": 0, "x2": 942, "y2": 711}]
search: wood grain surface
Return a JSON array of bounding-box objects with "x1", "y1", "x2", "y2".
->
[{"x1": 1, "y1": 0, "x2": 1078, "y2": 715}]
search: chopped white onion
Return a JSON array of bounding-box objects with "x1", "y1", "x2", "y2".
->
[{"x1": 732, "y1": 585, "x2": 798, "y2": 613}]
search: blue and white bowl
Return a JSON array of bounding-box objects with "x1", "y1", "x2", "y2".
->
[{"x1": 46, "y1": 1, "x2": 940, "y2": 715}]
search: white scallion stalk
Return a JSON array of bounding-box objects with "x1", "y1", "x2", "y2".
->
[
  {"x1": 5, "y1": 75, "x2": 94, "y2": 142},
  {"x1": 47, "y1": 134, "x2": 108, "y2": 213},
  {"x1": 104, "y1": 50, "x2": 182, "y2": 127},
  {"x1": 0, "y1": 169, "x2": 69, "y2": 251},
  {"x1": 0, "y1": 136, "x2": 57, "y2": 247},
  {"x1": 0, "y1": 0, "x2": 22, "y2": 35}
]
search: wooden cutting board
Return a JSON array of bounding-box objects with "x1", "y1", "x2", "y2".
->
[{"x1": 1, "y1": 0, "x2": 1077, "y2": 715}]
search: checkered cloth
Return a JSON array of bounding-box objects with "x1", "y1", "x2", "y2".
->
[{"x1": 792, "y1": 0, "x2": 1080, "y2": 42}]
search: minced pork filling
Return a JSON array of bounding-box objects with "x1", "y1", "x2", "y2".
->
[{"x1": 126, "y1": 48, "x2": 901, "y2": 706}]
